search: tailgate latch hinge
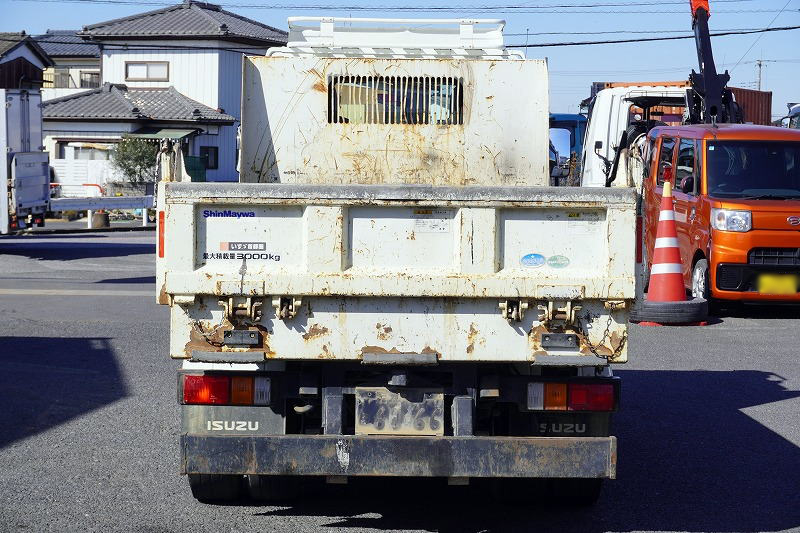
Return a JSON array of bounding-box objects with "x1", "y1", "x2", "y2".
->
[
  {"x1": 537, "y1": 300, "x2": 582, "y2": 327},
  {"x1": 499, "y1": 300, "x2": 528, "y2": 322},
  {"x1": 219, "y1": 296, "x2": 263, "y2": 323},
  {"x1": 273, "y1": 296, "x2": 302, "y2": 320}
]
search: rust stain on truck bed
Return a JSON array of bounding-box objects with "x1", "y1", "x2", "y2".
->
[{"x1": 303, "y1": 323, "x2": 330, "y2": 341}]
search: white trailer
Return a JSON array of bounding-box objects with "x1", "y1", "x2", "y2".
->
[
  {"x1": 157, "y1": 18, "x2": 637, "y2": 504},
  {"x1": 1, "y1": 89, "x2": 50, "y2": 234}
]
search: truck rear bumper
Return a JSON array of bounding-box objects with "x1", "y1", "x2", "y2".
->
[{"x1": 181, "y1": 434, "x2": 616, "y2": 479}]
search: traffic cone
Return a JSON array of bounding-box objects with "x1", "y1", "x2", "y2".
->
[
  {"x1": 631, "y1": 180, "x2": 708, "y2": 326},
  {"x1": 647, "y1": 181, "x2": 686, "y2": 302}
]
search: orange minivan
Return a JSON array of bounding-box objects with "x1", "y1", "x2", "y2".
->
[{"x1": 643, "y1": 124, "x2": 800, "y2": 304}]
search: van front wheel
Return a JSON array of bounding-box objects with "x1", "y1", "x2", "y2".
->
[{"x1": 691, "y1": 259, "x2": 710, "y2": 300}]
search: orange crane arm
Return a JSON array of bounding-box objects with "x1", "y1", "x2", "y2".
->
[{"x1": 691, "y1": 0, "x2": 710, "y2": 17}]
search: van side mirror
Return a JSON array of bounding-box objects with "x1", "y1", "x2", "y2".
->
[
  {"x1": 594, "y1": 141, "x2": 603, "y2": 152},
  {"x1": 680, "y1": 175, "x2": 695, "y2": 195}
]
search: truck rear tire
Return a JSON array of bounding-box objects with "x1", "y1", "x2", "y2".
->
[
  {"x1": 246, "y1": 475, "x2": 303, "y2": 502},
  {"x1": 551, "y1": 478, "x2": 603, "y2": 506},
  {"x1": 489, "y1": 478, "x2": 602, "y2": 506},
  {"x1": 188, "y1": 474, "x2": 242, "y2": 503}
]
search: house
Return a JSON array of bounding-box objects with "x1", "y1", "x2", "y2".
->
[
  {"x1": 34, "y1": 30, "x2": 101, "y2": 94},
  {"x1": 42, "y1": 0, "x2": 287, "y2": 183},
  {"x1": 43, "y1": 83, "x2": 235, "y2": 192},
  {"x1": 0, "y1": 32, "x2": 53, "y2": 88}
]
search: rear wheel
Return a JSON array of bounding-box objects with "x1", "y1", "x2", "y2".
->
[
  {"x1": 188, "y1": 474, "x2": 242, "y2": 503},
  {"x1": 488, "y1": 478, "x2": 603, "y2": 506},
  {"x1": 551, "y1": 478, "x2": 603, "y2": 506},
  {"x1": 247, "y1": 475, "x2": 322, "y2": 502}
]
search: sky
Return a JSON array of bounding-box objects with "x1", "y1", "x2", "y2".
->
[{"x1": 3, "y1": 0, "x2": 799, "y2": 122}]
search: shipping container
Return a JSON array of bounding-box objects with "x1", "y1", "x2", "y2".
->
[{"x1": 729, "y1": 87, "x2": 773, "y2": 126}]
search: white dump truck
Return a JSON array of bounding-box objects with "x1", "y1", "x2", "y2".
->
[
  {"x1": 1, "y1": 89, "x2": 49, "y2": 234},
  {"x1": 156, "y1": 18, "x2": 636, "y2": 504}
]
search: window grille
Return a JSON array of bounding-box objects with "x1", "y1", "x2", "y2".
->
[{"x1": 327, "y1": 75, "x2": 464, "y2": 125}]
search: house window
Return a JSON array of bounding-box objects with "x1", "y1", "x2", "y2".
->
[
  {"x1": 200, "y1": 147, "x2": 218, "y2": 170},
  {"x1": 46, "y1": 68, "x2": 73, "y2": 88},
  {"x1": 74, "y1": 146, "x2": 110, "y2": 160},
  {"x1": 125, "y1": 61, "x2": 169, "y2": 82},
  {"x1": 80, "y1": 71, "x2": 100, "y2": 89}
]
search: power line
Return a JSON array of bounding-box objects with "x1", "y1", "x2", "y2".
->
[
  {"x1": 506, "y1": 27, "x2": 764, "y2": 36},
  {"x1": 507, "y1": 24, "x2": 800, "y2": 47},
  {"x1": 730, "y1": 0, "x2": 795, "y2": 73}
]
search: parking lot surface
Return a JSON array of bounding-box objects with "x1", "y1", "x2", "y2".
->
[{"x1": 1, "y1": 231, "x2": 798, "y2": 533}]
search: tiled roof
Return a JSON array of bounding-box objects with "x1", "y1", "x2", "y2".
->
[
  {"x1": 0, "y1": 32, "x2": 54, "y2": 66},
  {"x1": 33, "y1": 30, "x2": 100, "y2": 58},
  {"x1": 79, "y1": 1, "x2": 287, "y2": 45},
  {"x1": 42, "y1": 83, "x2": 235, "y2": 123},
  {"x1": 0, "y1": 32, "x2": 26, "y2": 57}
]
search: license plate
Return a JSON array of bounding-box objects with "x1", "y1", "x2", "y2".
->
[
  {"x1": 355, "y1": 387, "x2": 444, "y2": 436},
  {"x1": 757, "y1": 274, "x2": 798, "y2": 295}
]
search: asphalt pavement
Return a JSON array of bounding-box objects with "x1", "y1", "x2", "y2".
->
[{"x1": 0, "y1": 231, "x2": 798, "y2": 533}]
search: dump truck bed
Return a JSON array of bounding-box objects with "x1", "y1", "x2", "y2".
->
[{"x1": 157, "y1": 182, "x2": 636, "y2": 364}]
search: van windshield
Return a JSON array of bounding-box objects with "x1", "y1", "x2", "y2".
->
[{"x1": 706, "y1": 140, "x2": 800, "y2": 199}]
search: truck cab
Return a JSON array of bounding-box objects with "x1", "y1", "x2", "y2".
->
[{"x1": 643, "y1": 124, "x2": 800, "y2": 304}]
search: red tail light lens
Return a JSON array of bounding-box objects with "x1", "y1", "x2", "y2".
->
[
  {"x1": 183, "y1": 375, "x2": 230, "y2": 405},
  {"x1": 157, "y1": 211, "x2": 165, "y2": 258},
  {"x1": 568, "y1": 383, "x2": 615, "y2": 411}
]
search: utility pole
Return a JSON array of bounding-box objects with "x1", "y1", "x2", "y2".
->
[{"x1": 756, "y1": 59, "x2": 763, "y2": 91}]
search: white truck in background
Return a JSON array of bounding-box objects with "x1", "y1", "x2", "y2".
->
[
  {"x1": 580, "y1": 82, "x2": 689, "y2": 189},
  {"x1": 1, "y1": 89, "x2": 50, "y2": 234},
  {"x1": 156, "y1": 18, "x2": 636, "y2": 504}
]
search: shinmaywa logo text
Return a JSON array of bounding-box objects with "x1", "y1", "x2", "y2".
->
[{"x1": 203, "y1": 210, "x2": 256, "y2": 218}]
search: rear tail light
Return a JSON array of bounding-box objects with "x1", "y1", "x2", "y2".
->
[
  {"x1": 158, "y1": 211, "x2": 165, "y2": 258},
  {"x1": 181, "y1": 374, "x2": 271, "y2": 406},
  {"x1": 231, "y1": 376, "x2": 254, "y2": 405},
  {"x1": 528, "y1": 381, "x2": 616, "y2": 412},
  {"x1": 544, "y1": 383, "x2": 568, "y2": 411},
  {"x1": 183, "y1": 375, "x2": 230, "y2": 405},
  {"x1": 568, "y1": 383, "x2": 615, "y2": 411}
]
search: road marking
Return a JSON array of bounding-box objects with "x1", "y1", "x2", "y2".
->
[{"x1": 0, "y1": 288, "x2": 152, "y2": 297}]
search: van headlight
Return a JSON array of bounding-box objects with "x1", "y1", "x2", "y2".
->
[{"x1": 711, "y1": 209, "x2": 752, "y2": 232}]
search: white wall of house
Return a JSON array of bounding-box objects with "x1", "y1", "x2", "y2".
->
[
  {"x1": 102, "y1": 40, "x2": 222, "y2": 109},
  {"x1": 0, "y1": 44, "x2": 47, "y2": 68},
  {"x1": 98, "y1": 40, "x2": 267, "y2": 181},
  {"x1": 42, "y1": 88, "x2": 91, "y2": 101}
]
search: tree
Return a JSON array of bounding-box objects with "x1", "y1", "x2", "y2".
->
[{"x1": 111, "y1": 137, "x2": 159, "y2": 183}]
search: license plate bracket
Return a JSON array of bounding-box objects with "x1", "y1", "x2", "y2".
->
[
  {"x1": 355, "y1": 387, "x2": 444, "y2": 436},
  {"x1": 757, "y1": 273, "x2": 798, "y2": 295}
]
